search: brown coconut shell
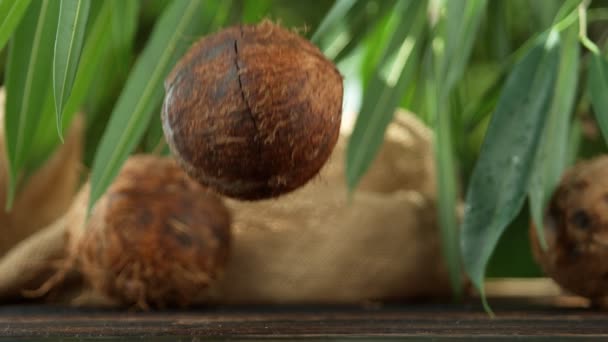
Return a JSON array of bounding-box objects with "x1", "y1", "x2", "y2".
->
[
  {"x1": 162, "y1": 20, "x2": 343, "y2": 200},
  {"x1": 72, "y1": 156, "x2": 232, "y2": 309},
  {"x1": 0, "y1": 156, "x2": 232, "y2": 308},
  {"x1": 530, "y1": 156, "x2": 608, "y2": 302}
]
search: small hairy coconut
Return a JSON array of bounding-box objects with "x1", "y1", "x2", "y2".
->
[
  {"x1": 162, "y1": 20, "x2": 343, "y2": 200},
  {"x1": 71, "y1": 156, "x2": 231, "y2": 309},
  {"x1": 531, "y1": 156, "x2": 608, "y2": 303}
]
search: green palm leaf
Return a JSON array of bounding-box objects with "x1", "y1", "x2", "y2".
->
[
  {"x1": 461, "y1": 31, "x2": 560, "y2": 312},
  {"x1": 0, "y1": 0, "x2": 33, "y2": 52},
  {"x1": 88, "y1": 0, "x2": 202, "y2": 212},
  {"x1": 53, "y1": 0, "x2": 90, "y2": 139},
  {"x1": 4, "y1": 0, "x2": 60, "y2": 209}
]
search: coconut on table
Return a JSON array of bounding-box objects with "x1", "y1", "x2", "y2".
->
[
  {"x1": 0, "y1": 21, "x2": 450, "y2": 308},
  {"x1": 0, "y1": 110, "x2": 450, "y2": 307}
]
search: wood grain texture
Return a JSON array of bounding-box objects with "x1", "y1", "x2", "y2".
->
[
  {"x1": 0, "y1": 301, "x2": 606, "y2": 339},
  {"x1": 163, "y1": 21, "x2": 343, "y2": 200}
]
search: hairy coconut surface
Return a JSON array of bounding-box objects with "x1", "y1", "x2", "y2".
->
[
  {"x1": 74, "y1": 156, "x2": 231, "y2": 309},
  {"x1": 162, "y1": 20, "x2": 343, "y2": 200},
  {"x1": 531, "y1": 156, "x2": 608, "y2": 302},
  {"x1": 1, "y1": 155, "x2": 232, "y2": 308}
]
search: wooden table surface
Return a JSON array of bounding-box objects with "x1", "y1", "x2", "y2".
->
[{"x1": 1, "y1": 298, "x2": 607, "y2": 340}]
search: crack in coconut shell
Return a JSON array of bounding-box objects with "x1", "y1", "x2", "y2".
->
[
  {"x1": 234, "y1": 26, "x2": 261, "y2": 142},
  {"x1": 161, "y1": 20, "x2": 343, "y2": 200}
]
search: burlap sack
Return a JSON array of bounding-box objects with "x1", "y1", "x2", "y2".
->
[
  {"x1": 0, "y1": 88, "x2": 83, "y2": 257},
  {"x1": 0, "y1": 109, "x2": 451, "y2": 306},
  {"x1": 213, "y1": 111, "x2": 449, "y2": 303}
]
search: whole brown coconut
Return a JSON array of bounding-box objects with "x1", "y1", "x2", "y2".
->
[
  {"x1": 530, "y1": 156, "x2": 608, "y2": 303},
  {"x1": 162, "y1": 21, "x2": 343, "y2": 200},
  {"x1": 75, "y1": 156, "x2": 231, "y2": 309}
]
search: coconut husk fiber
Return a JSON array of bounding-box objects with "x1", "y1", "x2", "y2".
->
[{"x1": 0, "y1": 109, "x2": 452, "y2": 307}]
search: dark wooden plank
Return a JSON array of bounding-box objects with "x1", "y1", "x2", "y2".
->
[{"x1": 0, "y1": 301, "x2": 607, "y2": 339}]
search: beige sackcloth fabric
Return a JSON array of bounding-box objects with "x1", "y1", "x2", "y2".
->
[
  {"x1": 0, "y1": 89, "x2": 83, "y2": 257},
  {"x1": 0, "y1": 103, "x2": 451, "y2": 306},
  {"x1": 212, "y1": 111, "x2": 450, "y2": 304}
]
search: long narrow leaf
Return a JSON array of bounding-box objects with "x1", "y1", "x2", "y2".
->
[
  {"x1": 346, "y1": 0, "x2": 425, "y2": 190},
  {"x1": 311, "y1": 0, "x2": 357, "y2": 44},
  {"x1": 110, "y1": 0, "x2": 138, "y2": 54},
  {"x1": 553, "y1": 0, "x2": 583, "y2": 24},
  {"x1": 430, "y1": 0, "x2": 488, "y2": 300},
  {"x1": 63, "y1": 1, "x2": 113, "y2": 121},
  {"x1": 110, "y1": 0, "x2": 138, "y2": 77},
  {"x1": 461, "y1": 31, "x2": 560, "y2": 311},
  {"x1": 332, "y1": 0, "x2": 395, "y2": 62},
  {"x1": 434, "y1": 102, "x2": 463, "y2": 299},
  {"x1": 529, "y1": 25, "x2": 579, "y2": 250},
  {"x1": 359, "y1": 14, "x2": 393, "y2": 87},
  {"x1": 588, "y1": 51, "x2": 608, "y2": 147},
  {"x1": 0, "y1": 0, "x2": 33, "y2": 51},
  {"x1": 4, "y1": 0, "x2": 60, "y2": 209},
  {"x1": 425, "y1": 67, "x2": 463, "y2": 299},
  {"x1": 442, "y1": 0, "x2": 488, "y2": 93},
  {"x1": 53, "y1": 0, "x2": 90, "y2": 139},
  {"x1": 29, "y1": 1, "x2": 113, "y2": 170},
  {"x1": 88, "y1": 0, "x2": 201, "y2": 212},
  {"x1": 315, "y1": 0, "x2": 395, "y2": 62}
]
